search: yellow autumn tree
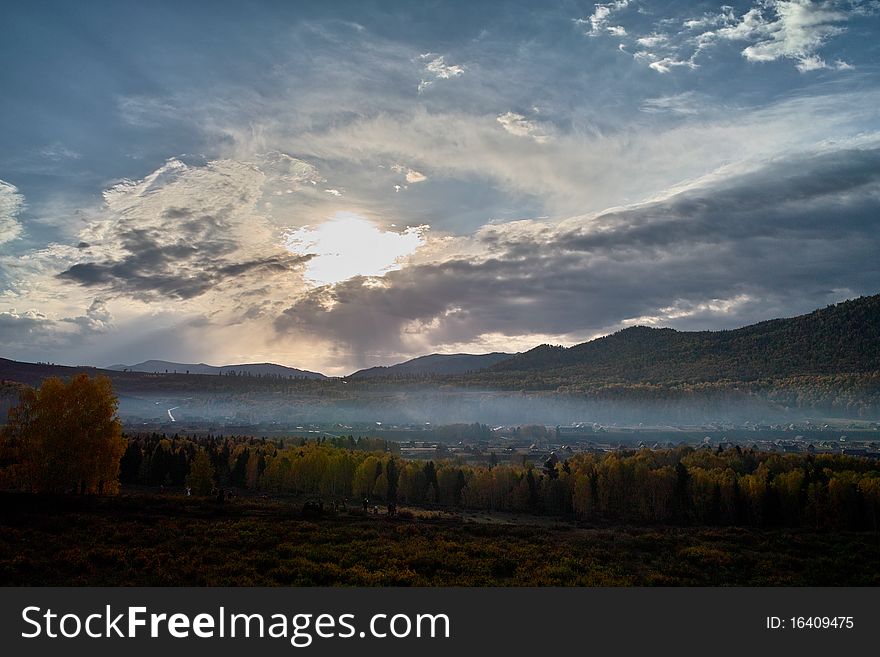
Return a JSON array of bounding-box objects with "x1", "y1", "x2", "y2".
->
[{"x1": 1, "y1": 374, "x2": 125, "y2": 494}]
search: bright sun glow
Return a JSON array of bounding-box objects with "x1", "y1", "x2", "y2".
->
[{"x1": 283, "y1": 212, "x2": 426, "y2": 285}]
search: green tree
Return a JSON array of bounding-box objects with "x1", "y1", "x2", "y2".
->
[
  {"x1": 673, "y1": 461, "x2": 691, "y2": 523},
  {"x1": 186, "y1": 450, "x2": 216, "y2": 495},
  {"x1": 858, "y1": 476, "x2": 880, "y2": 531},
  {"x1": 386, "y1": 457, "x2": 399, "y2": 503}
]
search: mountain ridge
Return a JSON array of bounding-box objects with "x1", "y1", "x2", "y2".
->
[
  {"x1": 3, "y1": 294, "x2": 878, "y2": 392},
  {"x1": 107, "y1": 360, "x2": 327, "y2": 379},
  {"x1": 350, "y1": 352, "x2": 514, "y2": 379},
  {"x1": 485, "y1": 294, "x2": 880, "y2": 384}
]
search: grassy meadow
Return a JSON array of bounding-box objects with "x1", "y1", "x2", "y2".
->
[{"x1": 2, "y1": 491, "x2": 878, "y2": 586}]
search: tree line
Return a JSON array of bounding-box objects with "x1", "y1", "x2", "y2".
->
[
  {"x1": 113, "y1": 434, "x2": 880, "y2": 530},
  {"x1": 116, "y1": 432, "x2": 398, "y2": 491},
  {"x1": 2, "y1": 375, "x2": 880, "y2": 530}
]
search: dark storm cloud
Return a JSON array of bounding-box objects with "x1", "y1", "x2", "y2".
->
[
  {"x1": 550, "y1": 148, "x2": 880, "y2": 253},
  {"x1": 59, "y1": 249, "x2": 311, "y2": 300},
  {"x1": 277, "y1": 145, "x2": 880, "y2": 358},
  {"x1": 0, "y1": 311, "x2": 49, "y2": 346},
  {"x1": 0, "y1": 299, "x2": 110, "y2": 351},
  {"x1": 46, "y1": 153, "x2": 330, "y2": 303},
  {"x1": 58, "y1": 217, "x2": 312, "y2": 300}
]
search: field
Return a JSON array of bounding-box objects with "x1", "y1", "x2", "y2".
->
[{"x1": 2, "y1": 491, "x2": 879, "y2": 586}]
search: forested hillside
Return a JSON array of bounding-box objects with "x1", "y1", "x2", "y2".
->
[
  {"x1": 489, "y1": 295, "x2": 880, "y2": 383},
  {"x1": 350, "y1": 352, "x2": 513, "y2": 379},
  {"x1": 3, "y1": 296, "x2": 880, "y2": 421}
]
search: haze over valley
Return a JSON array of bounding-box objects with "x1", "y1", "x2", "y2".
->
[{"x1": 3, "y1": 295, "x2": 879, "y2": 432}]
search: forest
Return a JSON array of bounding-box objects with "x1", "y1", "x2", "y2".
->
[
  {"x1": 487, "y1": 294, "x2": 880, "y2": 381},
  {"x1": 3, "y1": 374, "x2": 880, "y2": 586},
  {"x1": 113, "y1": 433, "x2": 880, "y2": 530},
  {"x1": 2, "y1": 375, "x2": 880, "y2": 530}
]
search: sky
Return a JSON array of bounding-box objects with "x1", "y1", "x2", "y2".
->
[{"x1": 1, "y1": 0, "x2": 879, "y2": 375}]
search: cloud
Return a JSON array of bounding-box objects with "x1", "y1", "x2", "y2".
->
[
  {"x1": 40, "y1": 143, "x2": 82, "y2": 161},
  {"x1": 719, "y1": 0, "x2": 850, "y2": 71},
  {"x1": 257, "y1": 151, "x2": 326, "y2": 192},
  {"x1": 648, "y1": 57, "x2": 698, "y2": 73},
  {"x1": 1, "y1": 150, "x2": 434, "y2": 372},
  {"x1": 496, "y1": 112, "x2": 551, "y2": 143},
  {"x1": 417, "y1": 54, "x2": 465, "y2": 92},
  {"x1": 0, "y1": 309, "x2": 54, "y2": 347},
  {"x1": 275, "y1": 145, "x2": 880, "y2": 363},
  {"x1": 596, "y1": 0, "x2": 863, "y2": 74},
  {"x1": 636, "y1": 34, "x2": 669, "y2": 47},
  {"x1": 0, "y1": 299, "x2": 113, "y2": 353},
  {"x1": 683, "y1": 7, "x2": 738, "y2": 31},
  {"x1": 575, "y1": 1, "x2": 632, "y2": 37},
  {"x1": 620, "y1": 295, "x2": 756, "y2": 327},
  {"x1": 640, "y1": 92, "x2": 704, "y2": 114},
  {"x1": 55, "y1": 158, "x2": 303, "y2": 300},
  {"x1": 391, "y1": 163, "x2": 427, "y2": 184},
  {"x1": 288, "y1": 89, "x2": 880, "y2": 220},
  {"x1": 422, "y1": 55, "x2": 465, "y2": 79},
  {"x1": 3, "y1": 11, "x2": 878, "y2": 373},
  {"x1": 0, "y1": 180, "x2": 24, "y2": 245}
]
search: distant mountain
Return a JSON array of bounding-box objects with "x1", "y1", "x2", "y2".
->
[
  {"x1": 108, "y1": 360, "x2": 327, "y2": 379},
  {"x1": 350, "y1": 352, "x2": 514, "y2": 379},
  {"x1": 3, "y1": 294, "x2": 880, "y2": 422},
  {"x1": 487, "y1": 294, "x2": 880, "y2": 383}
]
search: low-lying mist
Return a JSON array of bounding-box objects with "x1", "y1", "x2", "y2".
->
[{"x1": 116, "y1": 388, "x2": 861, "y2": 428}]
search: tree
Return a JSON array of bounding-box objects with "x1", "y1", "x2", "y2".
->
[
  {"x1": 423, "y1": 461, "x2": 437, "y2": 490},
  {"x1": 186, "y1": 450, "x2": 216, "y2": 495},
  {"x1": 1, "y1": 374, "x2": 126, "y2": 494},
  {"x1": 353, "y1": 456, "x2": 381, "y2": 498},
  {"x1": 386, "y1": 457, "x2": 399, "y2": 503},
  {"x1": 119, "y1": 441, "x2": 143, "y2": 485},
  {"x1": 858, "y1": 476, "x2": 880, "y2": 531},
  {"x1": 673, "y1": 461, "x2": 691, "y2": 523}
]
